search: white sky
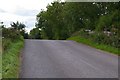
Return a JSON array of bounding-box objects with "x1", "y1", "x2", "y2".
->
[{"x1": 0, "y1": 0, "x2": 57, "y2": 32}]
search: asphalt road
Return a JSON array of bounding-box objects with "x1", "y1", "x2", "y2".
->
[{"x1": 20, "y1": 39, "x2": 118, "y2": 78}]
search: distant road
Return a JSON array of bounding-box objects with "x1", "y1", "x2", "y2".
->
[{"x1": 20, "y1": 39, "x2": 118, "y2": 78}]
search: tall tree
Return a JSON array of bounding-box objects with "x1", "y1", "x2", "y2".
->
[{"x1": 36, "y1": 2, "x2": 119, "y2": 40}]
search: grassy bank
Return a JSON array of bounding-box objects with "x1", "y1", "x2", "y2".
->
[
  {"x1": 0, "y1": 38, "x2": 2, "y2": 79},
  {"x1": 68, "y1": 36, "x2": 119, "y2": 55},
  {"x1": 0, "y1": 53, "x2": 1, "y2": 79},
  {"x1": 2, "y1": 40, "x2": 24, "y2": 78}
]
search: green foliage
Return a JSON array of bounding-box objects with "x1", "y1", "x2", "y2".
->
[
  {"x1": 79, "y1": 30, "x2": 119, "y2": 48},
  {"x1": 2, "y1": 40, "x2": 24, "y2": 78},
  {"x1": 2, "y1": 36, "x2": 23, "y2": 51},
  {"x1": 92, "y1": 32, "x2": 107, "y2": 44},
  {"x1": 29, "y1": 28, "x2": 41, "y2": 39},
  {"x1": 2, "y1": 21, "x2": 27, "y2": 52},
  {"x1": 2, "y1": 28, "x2": 21, "y2": 41},
  {"x1": 10, "y1": 21, "x2": 28, "y2": 39},
  {"x1": 2, "y1": 21, "x2": 25, "y2": 78},
  {"x1": 2, "y1": 26, "x2": 24, "y2": 51},
  {"x1": 2, "y1": 39, "x2": 11, "y2": 51},
  {"x1": 36, "y1": 2, "x2": 119, "y2": 40},
  {"x1": 36, "y1": 2, "x2": 69, "y2": 40},
  {"x1": 96, "y1": 10, "x2": 120, "y2": 31}
]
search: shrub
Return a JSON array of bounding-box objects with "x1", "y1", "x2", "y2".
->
[
  {"x1": 2, "y1": 27, "x2": 24, "y2": 52},
  {"x1": 91, "y1": 32, "x2": 105, "y2": 44},
  {"x1": 2, "y1": 28, "x2": 21, "y2": 41},
  {"x1": 78, "y1": 30, "x2": 119, "y2": 49}
]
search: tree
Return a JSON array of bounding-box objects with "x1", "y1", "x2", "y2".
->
[
  {"x1": 29, "y1": 28, "x2": 41, "y2": 39},
  {"x1": 36, "y1": 2, "x2": 119, "y2": 40},
  {"x1": 10, "y1": 21, "x2": 26, "y2": 31},
  {"x1": 10, "y1": 21, "x2": 27, "y2": 38}
]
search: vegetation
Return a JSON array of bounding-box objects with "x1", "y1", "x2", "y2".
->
[
  {"x1": 0, "y1": 22, "x2": 2, "y2": 79},
  {"x1": 35, "y1": 2, "x2": 119, "y2": 39},
  {"x1": 2, "y1": 21, "x2": 26, "y2": 51},
  {"x1": 29, "y1": 28, "x2": 41, "y2": 39},
  {"x1": 0, "y1": 37, "x2": 1, "y2": 79},
  {"x1": 2, "y1": 39, "x2": 24, "y2": 78},
  {"x1": 1, "y1": 21, "x2": 26, "y2": 78}
]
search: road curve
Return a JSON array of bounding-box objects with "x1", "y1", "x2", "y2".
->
[{"x1": 20, "y1": 39, "x2": 118, "y2": 78}]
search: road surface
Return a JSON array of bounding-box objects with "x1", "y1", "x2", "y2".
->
[{"x1": 20, "y1": 39, "x2": 118, "y2": 78}]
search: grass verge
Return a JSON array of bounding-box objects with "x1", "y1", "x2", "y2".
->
[
  {"x1": 67, "y1": 36, "x2": 119, "y2": 55},
  {"x1": 0, "y1": 38, "x2": 2, "y2": 79},
  {"x1": 2, "y1": 40, "x2": 24, "y2": 78},
  {"x1": 0, "y1": 53, "x2": 1, "y2": 79}
]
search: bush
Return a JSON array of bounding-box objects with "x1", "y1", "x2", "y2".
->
[
  {"x1": 77, "y1": 30, "x2": 119, "y2": 49},
  {"x1": 2, "y1": 28, "x2": 21, "y2": 41},
  {"x1": 79, "y1": 29, "x2": 89, "y2": 38},
  {"x1": 109, "y1": 36, "x2": 120, "y2": 48},
  {"x1": 2, "y1": 27, "x2": 24, "y2": 52},
  {"x1": 92, "y1": 32, "x2": 106, "y2": 44},
  {"x1": 90, "y1": 32, "x2": 119, "y2": 48}
]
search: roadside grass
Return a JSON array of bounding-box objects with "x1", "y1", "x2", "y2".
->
[
  {"x1": 67, "y1": 36, "x2": 119, "y2": 55},
  {"x1": 2, "y1": 40, "x2": 24, "y2": 78},
  {"x1": 0, "y1": 53, "x2": 1, "y2": 79},
  {"x1": 0, "y1": 38, "x2": 2, "y2": 79}
]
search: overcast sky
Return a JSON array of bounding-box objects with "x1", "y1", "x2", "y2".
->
[{"x1": 0, "y1": 0, "x2": 57, "y2": 32}]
